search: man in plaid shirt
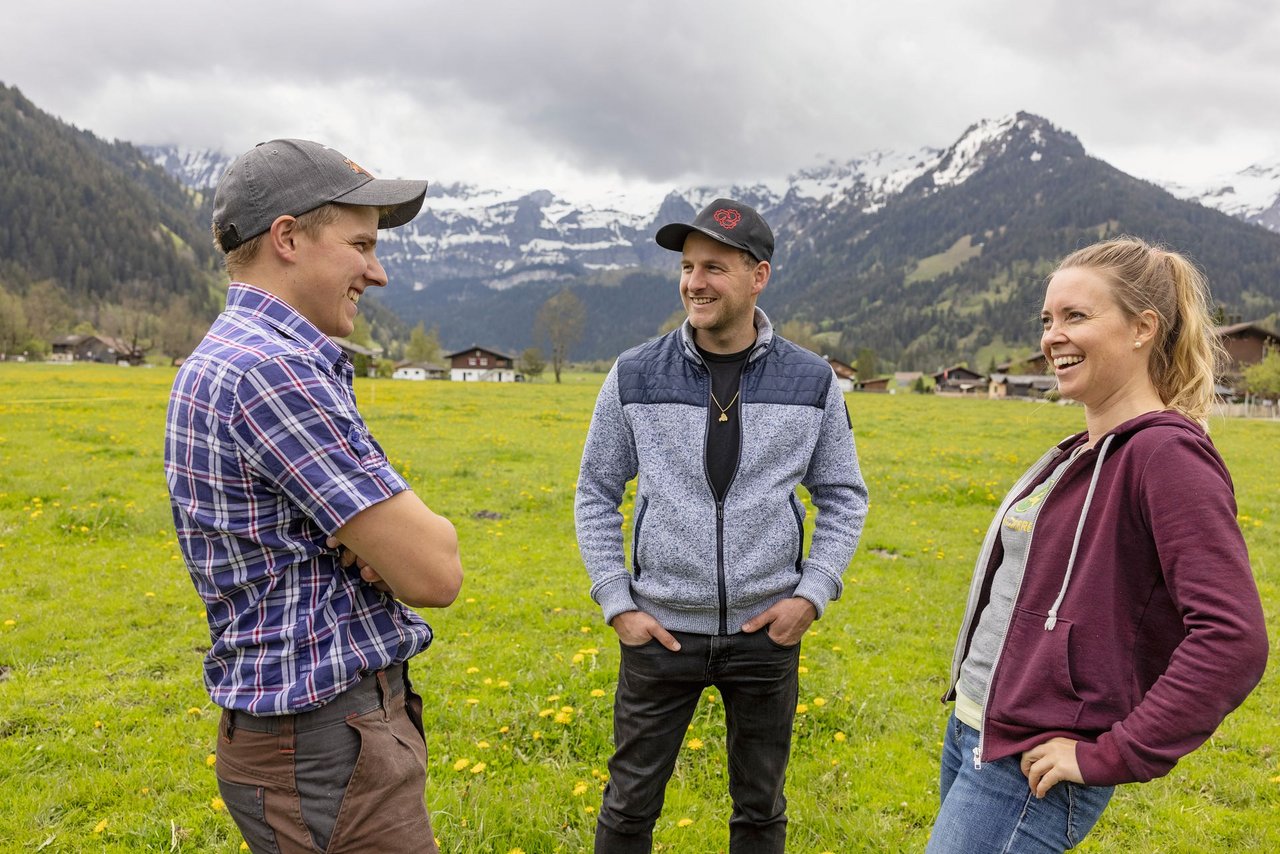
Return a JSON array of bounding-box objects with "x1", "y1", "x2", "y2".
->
[{"x1": 165, "y1": 139, "x2": 461, "y2": 853}]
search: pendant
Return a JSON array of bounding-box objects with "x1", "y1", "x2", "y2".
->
[{"x1": 718, "y1": 412, "x2": 729, "y2": 422}]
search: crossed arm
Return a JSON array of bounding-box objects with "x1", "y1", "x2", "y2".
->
[{"x1": 327, "y1": 490, "x2": 462, "y2": 608}]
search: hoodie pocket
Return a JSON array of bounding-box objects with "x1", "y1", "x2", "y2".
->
[
  {"x1": 789, "y1": 493, "x2": 806, "y2": 573},
  {"x1": 631, "y1": 495, "x2": 649, "y2": 580},
  {"x1": 989, "y1": 606, "x2": 1084, "y2": 730}
]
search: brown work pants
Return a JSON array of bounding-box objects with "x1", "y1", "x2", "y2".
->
[{"x1": 215, "y1": 664, "x2": 438, "y2": 853}]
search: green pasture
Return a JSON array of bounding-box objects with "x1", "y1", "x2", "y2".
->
[{"x1": 0, "y1": 363, "x2": 1276, "y2": 852}]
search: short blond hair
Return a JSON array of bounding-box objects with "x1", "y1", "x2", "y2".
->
[{"x1": 215, "y1": 204, "x2": 344, "y2": 279}]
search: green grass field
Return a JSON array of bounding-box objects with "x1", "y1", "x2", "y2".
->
[{"x1": 1, "y1": 363, "x2": 1276, "y2": 853}]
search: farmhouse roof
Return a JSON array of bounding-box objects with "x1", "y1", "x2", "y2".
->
[
  {"x1": 1215, "y1": 321, "x2": 1279, "y2": 339},
  {"x1": 444, "y1": 344, "x2": 516, "y2": 360}
]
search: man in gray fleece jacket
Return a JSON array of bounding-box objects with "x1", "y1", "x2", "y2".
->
[{"x1": 575, "y1": 198, "x2": 868, "y2": 852}]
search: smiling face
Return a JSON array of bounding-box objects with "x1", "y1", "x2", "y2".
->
[
  {"x1": 679, "y1": 231, "x2": 769, "y2": 353},
  {"x1": 285, "y1": 205, "x2": 387, "y2": 337},
  {"x1": 1041, "y1": 266, "x2": 1158, "y2": 414}
]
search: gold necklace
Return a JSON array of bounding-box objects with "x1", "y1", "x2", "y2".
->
[{"x1": 710, "y1": 390, "x2": 740, "y2": 422}]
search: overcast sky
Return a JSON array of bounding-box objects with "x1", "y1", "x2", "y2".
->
[{"x1": 4, "y1": 0, "x2": 1277, "y2": 206}]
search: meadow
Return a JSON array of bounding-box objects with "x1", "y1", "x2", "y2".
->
[{"x1": 0, "y1": 363, "x2": 1276, "y2": 853}]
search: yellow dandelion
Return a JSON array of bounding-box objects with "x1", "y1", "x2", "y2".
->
[
  {"x1": 687, "y1": 738, "x2": 704, "y2": 751},
  {"x1": 573, "y1": 781, "x2": 590, "y2": 796},
  {"x1": 145, "y1": 591, "x2": 156, "y2": 598},
  {"x1": 813, "y1": 697, "x2": 827, "y2": 707},
  {"x1": 470, "y1": 762, "x2": 486, "y2": 774},
  {"x1": 798, "y1": 665, "x2": 809, "y2": 674},
  {"x1": 572, "y1": 653, "x2": 585, "y2": 664},
  {"x1": 590, "y1": 688, "x2": 606, "y2": 698},
  {"x1": 583, "y1": 647, "x2": 600, "y2": 655},
  {"x1": 4, "y1": 619, "x2": 16, "y2": 626},
  {"x1": 94, "y1": 721, "x2": 103, "y2": 729},
  {"x1": 547, "y1": 694, "x2": 561, "y2": 702},
  {"x1": 241, "y1": 844, "x2": 249, "y2": 851},
  {"x1": 509, "y1": 849, "x2": 527, "y2": 854},
  {"x1": 453, "y1": 758, "x2": 471, "y2": 771},
  {"x1": 584, "y1": 805, "x2": 595, "y2": 814},
  {"x1": 561, "y1": 705, "x2": 575, "y2": 713},
  {"x1": 211, "y1": 797, "x2": 225, "y2": 811},
  {"x1": 93, "y1": 819, "x2": 108, "y2": 834},
  {"x1": 834, "y1": 731, "x2": 847, "y2": 743},
  {"x1": 466, "y1": 666, "x2": 480, "y2": 674},
  {"x1": 554, "y1": 710, "x2": 573, "y2": 724},
  {"x1": 498, "y1": 680, "x2": 511, "y2": 688},
  {"x1": 796, "y1": 704, "x2": 809, "y2": 714},
  {"x1": 538, "y1": 708, "x2": 556, "y2": 718},
  {"x1": 580, "y1": 626, "x2": 592, "y2": 634},
  {"x1": 499, "y1": 726, "x2": 510, "y2": 734},
  {"x1": 476, "y1": 740, "x2": 491, "y2": 749},
  {"x1": 187, "y1": 707, "x2": 203, "y2": 716},
  {"x1": 465, "y1": 597, "x2": 477, "y2": 603},
  {"x1": 206, "y1": 753, "x2": 217, "y2": 766},
  {"x1": 466, "y1": 698, "x2": 480, "y2": 705},
  {"x1": 677, "y1": 818, "x2": 694, "y2": 827},
  {"x1": 532, "y1": 731, "x2": 543, "y2": 740}
]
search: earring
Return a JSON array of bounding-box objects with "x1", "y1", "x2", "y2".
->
[{"x1": 1133, "y1": 341, "x2": 1142, "y2": 349}]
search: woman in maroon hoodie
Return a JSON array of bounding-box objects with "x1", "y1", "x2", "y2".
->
[{"x1": 926, "y1": 237, "x2": 1268, "y2": 853}]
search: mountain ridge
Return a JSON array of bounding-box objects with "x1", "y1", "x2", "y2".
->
[{"x1": 3, "y1": 81, "x2": 1277, "y2": 369}]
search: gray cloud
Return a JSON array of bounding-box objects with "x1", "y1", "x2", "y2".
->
[{"x1": 3, "y1": 0, "x2": 1277, "y2": 193}]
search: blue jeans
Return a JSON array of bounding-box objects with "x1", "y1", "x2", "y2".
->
[
  {"x1": 926, "y1": 713, "x2": 1113, "y2": 853},
  {"x1": 595, "y1": 629, "x2": 801, "y2": 854}
]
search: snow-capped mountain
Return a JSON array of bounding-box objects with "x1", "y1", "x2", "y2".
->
[
  {"x1": 1159, "y1": 156, "x2": 1280, "y2": 233},
  {"x1": 139, "y1": 113, "x2": 1280, "y2": 365},
  {"x1": 144, "y1": 138, "x2": 952, "y2": 289},
  {"x1": 145, "y1": 145, "x2": 233, "y2": 192}
]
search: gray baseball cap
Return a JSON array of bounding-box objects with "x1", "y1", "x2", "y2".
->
[
  {"x1": 655, "y1": 198, "x2": 774, "y2": 263},
  {"x1": 212, "y1": 139, "x2": 428, "y2": 251}
]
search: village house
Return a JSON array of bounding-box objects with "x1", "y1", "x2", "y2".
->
[
  {"x1": 446, "y1": 345, "x2": 518, "y2": 382},
  {"x1": 932, "y1": 364, "x2": 985, "y2": 395},
  {"x1": 48, "y1": 334, "x2": 145, "y2": 366},
  {"x1": 857, "y1": 372, "x2": 922, "y2": 394},
  {"x1": 823, "y1": 356, "x2": 857, "y2": 392},
  {"x1": 988, "y1": 373, "x2": 1057, "y2": 400},
  {"x1": 392, "y1": 361, "x2": 448, "y2": 381}
]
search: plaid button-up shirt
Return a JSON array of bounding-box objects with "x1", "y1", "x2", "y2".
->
[{"x1": 165, "y1": 284, "x2": 432, "y2": 715}]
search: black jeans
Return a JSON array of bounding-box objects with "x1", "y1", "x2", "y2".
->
[{"x1": 596, "y1": 629, "x2": 801, "y2": 854}]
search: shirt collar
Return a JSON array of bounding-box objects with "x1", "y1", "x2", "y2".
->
[{"x1": 225, "y1": 283, "x2": 346, "y2": 368}]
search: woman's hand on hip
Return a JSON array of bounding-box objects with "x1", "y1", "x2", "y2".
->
[{"x1": 1021, "y1": 737, "x2": 1083, "y2": 798}]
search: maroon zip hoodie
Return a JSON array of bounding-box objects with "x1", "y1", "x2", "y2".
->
[{"x1": 946, "y1": 411, "x2": 1268, "y2": 786}]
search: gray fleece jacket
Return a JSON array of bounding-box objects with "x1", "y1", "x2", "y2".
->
[{"x1": 575, "y1": 309, "x2": 868, "y2": 635}]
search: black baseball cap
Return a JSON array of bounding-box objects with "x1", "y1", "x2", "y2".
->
[
  {"x1": 212, "y1": 139, "x2": 428, "y2": 251},
  {"x1": 655, "y1": 198, "x2": 774, "y2": 263}
]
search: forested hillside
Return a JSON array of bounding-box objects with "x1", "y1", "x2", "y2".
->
[{"x1": 0, "y1": 84, "x2": 225, "y2": 357}]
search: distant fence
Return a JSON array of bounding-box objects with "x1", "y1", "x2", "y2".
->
[{"x1": 1215, "y1": 400, "x2": 1279, "y2": 419}]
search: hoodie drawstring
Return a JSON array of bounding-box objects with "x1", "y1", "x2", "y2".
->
[{"x1": 1045, "y1": 433, "x2": 1115, "y2": 631}]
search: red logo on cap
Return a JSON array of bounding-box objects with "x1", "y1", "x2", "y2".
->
[{"x1": 713, "y1": 208, "x2": 742, "y2": 229}]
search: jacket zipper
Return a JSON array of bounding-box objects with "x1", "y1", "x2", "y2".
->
[
  {"x1": 949, "y1": 444, "x2": 1070, "y2": 768},
  {"x1": 790, "y1": 495, "x2": 804, "y2": 573},
  {"x1": 703, "y1": 358, "x2": 750, "y2": 637},
  {"x1": 632, "y1": 496, "x2": 649, "y2": 581}
]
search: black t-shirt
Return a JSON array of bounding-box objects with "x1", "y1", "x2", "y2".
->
[{"x1": 697, "y1": 343, "x2": 752, "y2": 501}]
